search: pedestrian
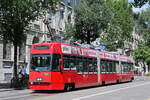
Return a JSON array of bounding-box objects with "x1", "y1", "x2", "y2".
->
[
  {"x1": 141, "y1": 70, "x2": 144, "y2": 76},
  {"x1": 19, "y1": 66, "x2": 27, "y2": 88},
  {"x1": 20, "y1": 66, "x2": 27, "y2": 75}
]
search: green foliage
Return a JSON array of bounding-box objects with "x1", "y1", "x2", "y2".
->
[
  {"x1": 0, "y1": 0, "x2": 59, "y2": 45},
  {"x1": 0, "y1": 0, "x2": 59, "y2": 79},
  {"x1": 137, "y1": 8, "x2": 150, "y2": 46},
  {"x1": 65, "y1": 0, "x2": 134, "y2": 50},
  {"x1": 146, "y1": 72, "x2": 150, "y2": 76},
  {"x1": 100, "y1": 0, "x2": 134, "y2": 51},
  {"x1": 132, "y1": 8, "x2": 150, "y2": 64},
  {"x1": 65, "y1": 0, "x2": 112, "y2": 44},
  {"x1": 132, "y1": 0, "x2": 149, "y2": 8},
  {"x1": 132, "y1": 42, "x2": 150, "y2": 63},
  {"x1": 64, "y1": 23, "x2": 75, "y2": 41}
]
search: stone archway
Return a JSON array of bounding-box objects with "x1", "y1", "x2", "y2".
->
[{"x1": 32, "y1": 36, "x2": 39, "y2": 44}]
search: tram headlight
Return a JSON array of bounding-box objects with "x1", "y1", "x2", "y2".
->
[{"x1": 37, "y1": 77, "x2": 43, "y2": 81}]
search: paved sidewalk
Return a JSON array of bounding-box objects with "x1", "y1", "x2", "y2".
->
[
  {"x1": 0, "y1": 83, "x2": 29, "y2": 92},
  {"x1": 0, "y1": 82, "x2": 11, "y2": 88},
  {"x1": 0, "y1": 75, "x2": 149, "y2": 92},
  {"x1": 0, "y1": 82, "x2": 13, "y2": 92}
]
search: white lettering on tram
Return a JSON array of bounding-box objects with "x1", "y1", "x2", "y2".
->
[
  {"x1": 61, "y1": 44, "x2": 133, "y2": 62},
  {"x1": 62, "y1": 44, "x2": 97, "y2": 57}
]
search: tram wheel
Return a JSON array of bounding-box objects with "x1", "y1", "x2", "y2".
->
[
  {"x1": 102, "y1": 81, "x2": 105, "y2": 86},
  {"x1": 117, "y1": 80, "x2": 120, "y2": 84},
  {"x1": 64, "y1": 84, "x2": 71, "y2": 92}
]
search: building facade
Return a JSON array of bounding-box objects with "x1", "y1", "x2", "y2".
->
[{"x1": 0, "y1": 0, "x2": 80, "y2": 82}]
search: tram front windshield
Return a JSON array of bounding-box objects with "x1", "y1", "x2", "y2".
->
[{"x1": 30, "y1": 54, "x2": 51, "y2": 72}]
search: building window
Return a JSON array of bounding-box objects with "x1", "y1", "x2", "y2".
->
[
  {"x1": 58, "y1": 12, "x2": 64, "y2": 29},
  {"x1": 32, "y1": 36, "x2": 39, "y2": 44},
  {"x1": 49, "y1": 12, "x2": 54, "y2": 27},
  {"x1": 4, "y1": 73, "x2": 12, "y2": 81},
  {"x1": 3, "y1": 40, "x2": 11, "y2": 60},
  {"x1": 68, "y1": 14, "x2": 71, "y2": 23},
  {"x1": 73, "y1": 0, "x2": 78, "y2": 7},
  {"x1": 19, "y1": 44, "x2": 26, "y2": 61},
  {"x1": 67, "y1": 0, "x2": 71, "y2": 6}
]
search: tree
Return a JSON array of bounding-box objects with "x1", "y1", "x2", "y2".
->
[
  {"x1": 132, "y1": 42, "x2": 149, "y2": 62},
  {"x1": 137, "y1": 9, "x2": 150, "y2": 46},
  {"x1": 64, "y1": 0, "x2": 112, "y2": 44},
  {"x1": 100, "y1": 0, "x2": 134, "y2": 51},
  {"x1": 0, "y1": 0, "x2": 59, "y2": 86},
  {"x1": 132, "y1": 42, "x2": 150, "y2": 71},
  {"x1": 132, "y1": 8, "x2": 150, "y2": 69},
  {"x1": 130, "y1": 0, "x2": 150, "y2": 72},
  {"x1": 132, "y1": 0, "x2": 149, "y2": 8}
]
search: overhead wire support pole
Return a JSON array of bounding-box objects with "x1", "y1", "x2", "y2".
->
[
  {"x1": 44, "y1": 17, "x2": 55, "y2": 42},
  {"x1": 46, "y1": 22, "x2": 55, "y2": 41}
]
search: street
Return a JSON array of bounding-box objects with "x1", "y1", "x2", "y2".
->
[{"x1": 0, "y1": 76, "x2": 150, "y2": 100}]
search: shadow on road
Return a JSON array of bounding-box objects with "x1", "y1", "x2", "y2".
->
[{"x1": 31, "y1": 81, "x2": 133, "y2": 94}]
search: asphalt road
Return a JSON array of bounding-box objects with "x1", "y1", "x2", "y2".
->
[{"x1": 0, "y1": 76, "x2": 150, "y2": 100}]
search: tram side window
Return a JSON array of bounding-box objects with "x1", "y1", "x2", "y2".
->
[
  {"x1": 104, "y1": 61, "x2": 109, "y2": 73},
  {"x1": 122, "y1": 62, "x2": 129, "y2": 73},
  {"x1": 121, "y1": 63, "x2": 123, "y2": 73},
  {"x1": 100, "y1": 60, "x2": 106, "y2": 73},
  {"x1": 100, "y1": 60, "x2": 116, "y2": 73},
  {"x1": 76, "y1": 57, "x2": 83, "y2": 74},
  {"x1": 115, "y1": 61, "x2": 120, "y2": 73},
  {"x1": 129, "y1": 63, "x2": 134, "y2": 71},
  {"x1": 93, "y1": 58, "x2": 97, "y2": 73},
  {"x1": 63, "y1": 55, "x2": 70, "y2": 70},
  {"x1": 127, "y1": 63, "x2": 132, "y2": 72},
  {"x1": 52, "y1": 54, "x2": 61, "y2": 72},
  {"x1": 122, "y1": 63, "x2": 125, "y2": 73},
  {"x1": 127, "y1": 63, "x2": 133, "y2": 72},
  {"x1": 108, "y1": 61, "x2": 113, "y2": 73},
  {"x1": 126, "y1": 63, "x2": 130, "y2": 72},
  {"x1": 88, "y1": 58, "x2": 94, "y2": 74},
  {"x1": 126, "y1": 63, "x2": 130, "y2": 73},
  {"x1": 83, "y1": 57, "x2": 88, "y2": 74},
  {"x1": 124, "y1": 64, "x2": 128, "y2": 72},
  {"x1": 70, "y1": 56, "x2": 76, "y2": 70},
  {"x1": 111, "y1": 61, "x2": 116, "y2": 73}
]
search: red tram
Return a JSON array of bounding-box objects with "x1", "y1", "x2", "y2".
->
[{"x1": 29, "y1": 42, "x2": 134, "y2": 91}]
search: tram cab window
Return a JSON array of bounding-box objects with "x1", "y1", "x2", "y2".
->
[{"x1": 52, "y1": 54, "x2": 61, "y2": 72}]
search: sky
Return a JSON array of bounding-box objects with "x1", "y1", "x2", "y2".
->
[{"x1": 128, "y1": 0, "x2": 150, "y2": 13}]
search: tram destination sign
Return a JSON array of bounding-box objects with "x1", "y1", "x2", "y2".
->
[{"x1": 34, "y1": 45, "x2": 49, "y2": 50}]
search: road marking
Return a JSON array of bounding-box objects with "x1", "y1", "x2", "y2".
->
[
  {"x1": 0, "y1": 93, "x2": 5, "y2": 96},
  {"x1": 32, "y1": 95, "x2": 56, "y2": 100},
  {"x1": 72, "y1": 82, "x2": 150, "y2": 100},
  {"x1": 0, "y1": 94, "x2": 31, "y2": 100},
  {"x1": 75, "y1": 89, "x2": 89, "y2": 93}
]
